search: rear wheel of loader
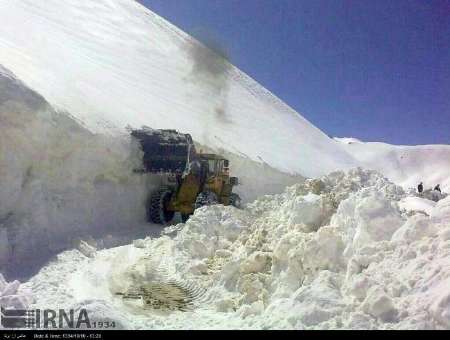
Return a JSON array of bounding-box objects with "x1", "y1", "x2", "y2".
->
[
  {"x1": 195, "y1": 191, "x2": 219, "y2": 210},
  {"x1": 148, "y1": 188, "x2": 175, "y2": 224},
  {"x1": 230, "y1": 193, "x2": 242, "y2": 209}
]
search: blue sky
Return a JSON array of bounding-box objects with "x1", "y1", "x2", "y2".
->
[{"x1": 140, "y1": 0, "x2": 450, "y2": 145}]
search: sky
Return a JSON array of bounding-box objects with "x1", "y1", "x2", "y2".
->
[{"x1": 140, "y1": 0, "x2": 450, "y2": 145}]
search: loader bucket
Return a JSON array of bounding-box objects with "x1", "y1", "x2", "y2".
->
[{"x1": 131, "y1": 127, "x2": 197, "y2": 173}]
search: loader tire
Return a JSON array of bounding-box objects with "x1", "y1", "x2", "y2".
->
[
  {"x1": 195, "y1": 191, "x2": 219, "y2": 210},
  {"x1": 148, "y1": 188, "x2": 175, "y2": 224},
  {"x1": 230, "y1": 193, "x2": 242, "y2": 209}
]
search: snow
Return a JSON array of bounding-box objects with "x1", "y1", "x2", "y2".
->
[
  {"x1": 0, "y1": 68, "x2": 301, "y2": 276},
  {"x1": 0, "y1": 69, "x2": 156, "y2": 276},
  {"x1": 334, "y1": 139, "x2": 450, "y2": 192},
  {"x1": 3, "y1": 0, "x2": 447, "y2": 187},
  {"x1": 11, "y1": 169, "x2": 450, "y2": 330},
  {"x1": 0, "y1": 0, "x2": 449, "y2": 331},
  {"x1": 0, "y1": 273, "x2": 33, "y2": 312},
  {"x1": 0, "y1": 0, "x2": 358, "y2": 178},
  {"x1": 399, "y1": 196, "x2": 436, "y2": 216},
  {"x1": 334, "y1": 137, "x2": 363, "y2": 145}
]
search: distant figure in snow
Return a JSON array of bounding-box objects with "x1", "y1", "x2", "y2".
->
[
  {"x1": 418, "y1": 182, "x2": 424, "y2": 194},
  {"x1": 434, "y1": 184, "x2": 441, "y2": 193}
]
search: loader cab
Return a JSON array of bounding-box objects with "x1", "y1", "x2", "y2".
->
[
  {"x1": 199, "y1": 154, "x2": 229, "y2": 177},
  {"x1": 196, "y1": 154, "x2": 238, "y2": 203}
]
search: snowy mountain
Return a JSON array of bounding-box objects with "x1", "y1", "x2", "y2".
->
[
  {"x1": 334, "y1": 138, "x2": 450, "y2": 191},
  {"x1": 1, "y1": 0, "x2": 448, "y2": 190},
  {"x1": 0, "y1": 0, "x2": 357, "y2": 179}
]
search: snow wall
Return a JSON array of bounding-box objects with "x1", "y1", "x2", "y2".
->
[{"x1": 0, "y1": 67, "x2": 302, "y2": 278}]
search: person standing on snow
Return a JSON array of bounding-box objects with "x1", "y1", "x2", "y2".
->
[
  {"x1": 418, "y1": 182, "x2": 424, "y2": 194},
  {"x1": 434, "y1": 184, "x2": 441, "y2": 193}
]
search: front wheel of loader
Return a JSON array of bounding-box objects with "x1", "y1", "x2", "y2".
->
[{"x1": 148, "y1": 188, "x2": 175, "y2": 224}]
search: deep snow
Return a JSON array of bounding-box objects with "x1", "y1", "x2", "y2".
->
[
  {"x1": 0, "y1": 0, "x2": 449, "y2": 331},
  {"x1": 0, "y1": 66, "x2": 152, "y2": 276},
  {"x1": 0, "y1": 66, "x2": 301, "y2": 278},
  {"x1": 6, "y1": 169, "x2": 449, "y2": 330}
]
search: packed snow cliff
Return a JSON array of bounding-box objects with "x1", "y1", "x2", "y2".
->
[
  {"x1": 6, "y1": 169, "x2": 449, "y2": 330},
  {"x1": 0, "y1": 66, "x2": 150, "y2": 276},
  {"x1": 0, "y1": 66, "x2": 300, "y2": 277}
]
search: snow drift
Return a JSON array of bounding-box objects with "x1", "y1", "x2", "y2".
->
[{"x1": 16, "y1": 169, "x2": 450, "y2": 330}]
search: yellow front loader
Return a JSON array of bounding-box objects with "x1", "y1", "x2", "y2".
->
[{"x1": 131, "y1": 128, "x2": 241, "y2": 224}]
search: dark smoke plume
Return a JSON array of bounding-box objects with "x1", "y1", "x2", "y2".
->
[{"x1": 184, "y1": 34, "x2": 232, "y2": 124}]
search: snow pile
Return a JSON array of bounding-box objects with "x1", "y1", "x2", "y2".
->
[
  {"x1": 0, "y1": 273, "x2": 33, "y2": 313},
  {"x1": 20, "y1": 168, "x2": 450, "y2": 329}
]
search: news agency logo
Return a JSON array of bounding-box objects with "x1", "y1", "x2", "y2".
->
[
  {"x1": 1, "y1": 307, "x2": 91, "y2": 329},
  {"x1": 0, "y1": 308, "x2": 36, "y2": 328}
]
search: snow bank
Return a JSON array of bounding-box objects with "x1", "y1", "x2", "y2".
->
[
  {"x1": 21, "y1": 168, "x2": 450, "y2": 329},
  {"x1": 0, "y1": 67, "x2": 301, "y2": 278},
  {"x1": 0, "y1": 68, "x2": 149, "y2": 276}
]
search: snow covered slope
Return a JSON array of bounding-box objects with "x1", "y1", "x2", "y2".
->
[
  {"x1": 335, "y1": 138, "x2": 450, "y2": 191},
  {"x1": 0, "y1": 0, "x2": 447, "y2": 189},
  {"x1": 0, "y1": 0, "x2": 357, "y2": 178}
]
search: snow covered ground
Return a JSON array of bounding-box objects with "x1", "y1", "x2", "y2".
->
[{"x1": 5, "y1": 169, "x2": 448, "y2": 330}]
